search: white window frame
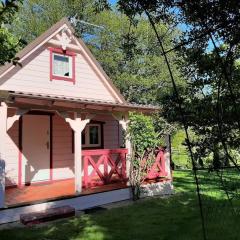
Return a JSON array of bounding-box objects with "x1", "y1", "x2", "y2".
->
[
  {"x1": 52, "y1": 52, "x2": 73, "y2": 78},
  {"x1": 82, "y1": 124, "x2": 102, "y2": 148}
]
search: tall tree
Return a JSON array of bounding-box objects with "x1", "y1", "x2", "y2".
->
[
  {"x1": 89, "y1": 10, "x2": 184, "y2": 104},
  {"x1": 117, "y1": 0, "x2": 240, "y2": 167},
  {"x1": 0, "y1": 0, "x2": 24, "y2": 65},
  {"x1": 11, "y1": 1, "x2": 184, "y2": 105},
  {"x1": 10, "y1": 0, "x2": 99, "y2": 43}
]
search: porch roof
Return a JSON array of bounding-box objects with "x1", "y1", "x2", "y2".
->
[{"x1": 2, "y1": 91, "x2": 160, "y2": 113}]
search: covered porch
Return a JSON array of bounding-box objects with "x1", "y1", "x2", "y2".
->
[
  {"x1": 5, "y1": 147, "x2": 169, "y2": 206},
  {"x1": 6, "y1": 146, "x2": 128, "y2": 206},
  {"x1": 5, "y1": 145, "x2": 129, "y2": 207},
  {"x1": 0, "y1": 91, "x2": 158, "y2": 208}
]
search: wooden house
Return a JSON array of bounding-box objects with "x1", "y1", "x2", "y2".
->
[{"x1": 0, "y1": 18, "x2": 172, "y2": 224}]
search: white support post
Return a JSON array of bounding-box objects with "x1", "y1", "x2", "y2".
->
[
  {"x1": 58, "y1": 111, "x2": 94, "y2": 194},
  {"x1": 164, "y1": 151, "x2": 171, "y2": 178},
  {"x1": 73, "y1": 113, "x2": 83, "y2": 194},
  {"x1": 164, "y1": 134, "x2": 172, "y2": 178},
  {"x1": 112, "y1": 112, "x2": 132, "y2": 180},
  {"x1": 0, "y1": 102, "x2": 7, "y2": 208}
]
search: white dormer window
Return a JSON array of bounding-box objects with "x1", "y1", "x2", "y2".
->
[
  {"x1": 49, "y1": 47, "x2": 76, "y2": 83},
  {"x1": 53, "y1": 53, "x2": 72, "y2": 78}
]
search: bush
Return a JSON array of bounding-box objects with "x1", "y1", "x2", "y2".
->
[
  {"x1": 127, "y1": 112, "x2": 160, "y2": 199},
  {"x1": 127, "y1": 112, "x2": 159, "y2": 156}
]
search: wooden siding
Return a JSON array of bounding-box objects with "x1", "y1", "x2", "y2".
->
[
  {"x1": 95, "y1": 114, "x2": 121, "y2": 149},
  {"x1": 52, "y1": 114, "x2": 74, "y2": 180},
  {"x1": 5, "y1": 109, "x2": 19, "y2": 187},
  {"x1": 0, "y1": 46, "x2": 117, "y2": 102},
  {"x1": 52, "y1": 114, "x2": 122, "y2": 180},
  {"x1": 5, "y1": 112, "x2": 122, "y2": 186}
]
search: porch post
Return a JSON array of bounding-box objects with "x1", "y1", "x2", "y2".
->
[
  {"x1": 60, "y1": 112, "x2": 94, "y2": 194},
  {"x1": 123, "y1": 113, "x2": 132, "y2": 180},
  {"x1": 73, "y1": 113, "x2": 82, "y2": 194},
  {"x1": 164, "y1": 151, "x2": 171, "y2": 178},
  {"x1": 0, "y1": 102, "x2": 7, "y2": 208},
  {"x1": 112, "y1": 112, "x2": 132, "y2": 180},
  {"x1": 164, "y1": 134, "x2": 172, "y2": 178}
]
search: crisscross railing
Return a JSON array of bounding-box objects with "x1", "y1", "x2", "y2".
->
[
  {"x1": 146, "y1": 149, "x2": 167, "y2": 180},
  {"x1": 82, "y1": 149, "x2": 128, "y2": 188}
]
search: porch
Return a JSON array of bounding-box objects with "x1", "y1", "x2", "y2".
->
[
  {"x1": 5, "y1": 148, "x2": 128, "y2": 207},
  {"x1": 5, "y1": 179, "x2": 127, "y2": 206},
  {"x1": 0, "y1": 91, "x2": 162, "y2": 211},
  {"x1": 5, "y1": 147, "x2": 170, "y2": 207}
]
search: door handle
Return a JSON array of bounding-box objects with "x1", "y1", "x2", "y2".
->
[{"x1": 46, "y1": 141, "x2": 50, "y2": 149}]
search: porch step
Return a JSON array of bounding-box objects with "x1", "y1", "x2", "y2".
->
[{"x1": 20, "y1": 205, "x2": 75, "y2": 225}]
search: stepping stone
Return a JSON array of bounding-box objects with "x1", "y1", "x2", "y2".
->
[{"x1": 20, "y1": 205, "x2": 75, "y2": 225}]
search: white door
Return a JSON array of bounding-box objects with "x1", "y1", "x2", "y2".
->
[{"x1": 22, "y1": 115, "x2": 50, "y2": 184}]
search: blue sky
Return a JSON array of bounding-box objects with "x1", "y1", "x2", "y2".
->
[{"x1": 109, "y1": 0, "x2": 117, "y2": 5}]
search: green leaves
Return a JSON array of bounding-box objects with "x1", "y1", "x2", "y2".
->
[
  {"x1": 0, "y1": 0, "x2": 22, "y2": 24},
  {"x1": 88, "y1": 10, "x2": 183, "y2": 105},
  {"x1": 127, "y1": 112, "x2": 159, "y2": 156},
  {"x1": 117, "y1": 0, "x2": 240, "y2": 168},
  {"x1": 0, "y1": 0, "x2": 23, "y2": 65}
]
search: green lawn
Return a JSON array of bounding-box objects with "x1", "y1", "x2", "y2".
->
[
  {"x1": 171, "y1": 130, "x2": 191, "y2": 169},
  {"x1": 1, "y1": 170, "x2": 239, "y2": 240}
]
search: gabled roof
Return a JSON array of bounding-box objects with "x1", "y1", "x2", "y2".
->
[{"x1": 0, "y1": 17, "x2": 126, "y2": 103}]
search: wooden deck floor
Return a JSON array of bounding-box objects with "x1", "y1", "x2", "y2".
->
[{"x1": 5, "y1": 179, "x2": 127, "y2": 207}]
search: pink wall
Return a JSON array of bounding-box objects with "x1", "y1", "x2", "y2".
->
[
  {"x1": 5, "y1": 109, "x2": 19, "y2": 187},
  {"x1": 52, "y1": 114, "x2": 122, "y2": 180},
  {"x1": 5, "y1": 112, "x2": 123, "y2": 186},
  {"x1": 52, "y1": 114, "x2": 74, "y2": 180},
  {"x1": 0, "y1": 46, "x2": 118, "y2": 102},
  {"x1": 94, "y1": 114, "x2": 121, "y2": 149}
]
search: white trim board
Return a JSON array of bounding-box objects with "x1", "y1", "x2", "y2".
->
[{"x1": 0, "y1": 188, "x2": 132, "y2": 224}]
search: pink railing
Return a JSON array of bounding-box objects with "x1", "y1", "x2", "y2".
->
[
  {"x1": 146, "y1": 149, "x2": 167, "y2": 180},
  {"x1": 82, "y1": 149, "x2": 128, "y2": 188}
]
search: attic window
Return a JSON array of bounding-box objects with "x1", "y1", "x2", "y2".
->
[
  {"x1": 49, "y1": 47, "x2": 76, "y2": 83},
  {"x1": 53, "y1": 54, "x2": 72, "y2": 77}
]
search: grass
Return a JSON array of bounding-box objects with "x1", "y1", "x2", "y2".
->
[
  {"x1": 171, "y1": 130, "x2": 191, "y2": 168},
  {"x1": 1, "y1": 170, "x2": 239, "y2": 240}
]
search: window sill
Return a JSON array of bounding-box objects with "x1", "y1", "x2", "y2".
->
[
  {"x1": 82, "y1": 146, "x2": 104, "y2": 150},
  {"x1": 51, "y1": 75, "x2": 75, "y2": 83}
]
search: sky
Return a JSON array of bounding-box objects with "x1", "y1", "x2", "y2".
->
[{"x1": 109, "y1": 0, "x2": 117, "y2": 5}]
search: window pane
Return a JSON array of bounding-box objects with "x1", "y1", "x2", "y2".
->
[
  {"x1": 53, "y1": 54, "x2": 72, "y2": 77},
  {"x1": 82, "y1": 129, "x2": 86, "y2": 145},
  {"x1": 89, "y1": 126, "x2": 99, "y2": 144}
]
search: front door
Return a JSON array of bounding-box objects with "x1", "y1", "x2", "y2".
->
[{"x1": 22, "y1": 115, "x2": 50, "y2": 184}]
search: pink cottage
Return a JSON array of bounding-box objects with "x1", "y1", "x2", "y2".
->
[{"x1": 0, "y1": 18, "x2": 172, "y2": 223}]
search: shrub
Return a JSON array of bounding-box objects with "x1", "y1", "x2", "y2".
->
[{"x1": 127, "y1": 112, "x2": 159, "y2": 199}]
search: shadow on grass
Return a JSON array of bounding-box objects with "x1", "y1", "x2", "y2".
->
[
  {"x1": 1, "y1": 170, "x2": 239, "y2": 240},
  {"x1": 0, "y1": 193, "x2": 201, "y2": 240}
]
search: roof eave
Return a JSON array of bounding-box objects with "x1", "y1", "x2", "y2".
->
[{"x1": 4, "y1": 91, "x2": 160, "y2": 114}]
